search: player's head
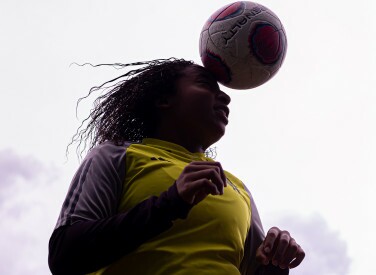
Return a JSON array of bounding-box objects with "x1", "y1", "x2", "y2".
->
[
  {"x1": 156, "y1": 63, "x2": 231, "y2": 151},
  {"x1": 71, "y1": 58, "x2": 230, "y2": 154}
]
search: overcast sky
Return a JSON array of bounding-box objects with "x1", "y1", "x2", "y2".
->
[{"x1": 0, "y1": 0, "x2": 375, "y2": 274}]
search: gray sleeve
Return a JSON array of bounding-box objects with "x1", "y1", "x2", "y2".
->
[
  {"x1": 55, "y1": 141, "x2": 130, "y2": 228},
  {"x1": 239, "y1": 186, "x2": 266, "y2": 275},
  {"x1": 240, "y1": 185, "x2": 289, "y2": 275}
]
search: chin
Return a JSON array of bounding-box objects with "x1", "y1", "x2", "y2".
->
[
  {"x1": 215, "y1": 123, "x2": 227, "y2": 138},
  {"x1": 204, "y1": 127, "x2": 226, "y2": 149}
]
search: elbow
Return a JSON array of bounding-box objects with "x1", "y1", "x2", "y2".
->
[
  {"x1": 48, "y1": 251, "x2": 65, "y2": 275},
  {"x1": 48, "y1": 226, "x2": 81, "y2": 275},
  {"x1": 48, "y1": 227, "x2": 67, "y2": 275}
]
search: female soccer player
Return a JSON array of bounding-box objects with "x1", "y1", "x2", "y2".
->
[{"x1": 48, "y1": 58, "x2": 305, "y2": 275}]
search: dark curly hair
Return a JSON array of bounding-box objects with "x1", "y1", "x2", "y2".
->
[{"x1": 69, "y1": 58, "x2": 195, "y2": 157}]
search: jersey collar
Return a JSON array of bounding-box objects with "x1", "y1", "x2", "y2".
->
[{"x1": 142, "y1": 138, "x2": 208, "y2": 161}]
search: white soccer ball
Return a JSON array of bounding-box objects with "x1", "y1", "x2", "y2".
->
[{"x1": 200, "y1": 1, "x2": 287, "y2": 89}]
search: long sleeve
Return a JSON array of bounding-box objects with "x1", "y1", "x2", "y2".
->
[
  {"x1": 48, "y1": 142, "x2": 192, "y2": 274},
  {"x1": 48, "y1": 182, "x2": 192, "y2": 275},
  {"x1": 239, "y1": 186, "x2": 289, "y2": 275}
]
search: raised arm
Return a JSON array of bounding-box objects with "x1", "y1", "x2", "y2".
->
[
  {"x1": 48, "y1": 142, "x2": 192, "y2": 275},
  {"x1": 239, "y1": 188, "x2": 290, "y2": 275}
]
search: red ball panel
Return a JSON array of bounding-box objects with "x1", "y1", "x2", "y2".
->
[
  {"x1": 203, "y1": 1, "x2": 244, "y2": 30},
  {"x1": 201, "y1": 51, "x2": 231, "y2": 84},
  {"x1": 249, "y1": 23, "x2": 283, "y2": 64}
]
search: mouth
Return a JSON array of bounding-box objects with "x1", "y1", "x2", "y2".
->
[
  {"x1": 214, "y1": 105, "x2": 230, "y2": 123},
  {"x1": 214, "y1": 105, "x2": 230, "y2": 117}
]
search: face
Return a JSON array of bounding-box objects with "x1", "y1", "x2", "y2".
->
[{"x1": 166, "y1": 65, "x2": 231, "y2": 150}]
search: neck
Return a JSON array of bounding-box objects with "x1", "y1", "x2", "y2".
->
[{"x1": 152, "y1": 126, "x2": 205, "y2": 153}]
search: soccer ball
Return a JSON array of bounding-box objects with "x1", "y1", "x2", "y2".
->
[{"x1": 199, "y1": 1, "x2": 287, "y2": 90}]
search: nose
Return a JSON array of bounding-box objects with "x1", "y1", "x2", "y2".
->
[{"x1": 218, "y1": 90, "x2": 231, "y2": 105}]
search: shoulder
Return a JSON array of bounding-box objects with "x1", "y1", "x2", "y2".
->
[
  {"x1": 75, "y1": 141, "x2": 135, "y2": 183},
  {"x1": 84, "y1": 141, "x2": 132, "y2": 166},
  {"x1": 87, "y1": 140, "x2": 132, "y2": 158}
]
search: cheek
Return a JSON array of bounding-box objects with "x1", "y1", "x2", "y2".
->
[
  {"x1": 172, "y1": 86, "x2": 215, "y2": 119},
  {"x1": 186, "y1": 99, "x2": 213, "y2": 120},
  {"x1": 190, "y1": 94, "x2": 214, "y2": 110}
]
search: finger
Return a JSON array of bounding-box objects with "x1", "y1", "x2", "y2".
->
[
  {"x1": 184, "y1": 166, "x2": 225, "y2": 195},
  {"x1": 180, "y1": 178, "x2": 219, "y2": 204},
  {"x1": 185, "y1": 161, "x2": 221, "y2": 169},
  {"x1": 192, "y1": 185, "x2": 222, "y2": 204},
  {"x1": 189, "y1": 179, "x2": 221, "y2": 205},
  {"x1": 279, "y1": 238, "x2": 299, "y2": 269},
  {"x1": 206, "y1": 167, "x2": 225, "y2": 194},
  {"x1": 177, "y1": 164, "x2": 226, "y2": 203},
  {"x1": 192, "y1": 190, "x2": 208, "y2": 205},
  {"x1": 263, "y1": 227, "x2": 280, "y2": 255},
  {"x1": 289, "y1": 246, "x2": 305, "y2": 269},
  {"x1": 186, "y1": 161, "x2": 227, "y2": 187},
  {"x1": 271, "y1": 231, "x2": 291, "y2": 266},
  {"x1": 212, "y1": 161, "x2": 227, "y2": 187},
  {"x1": 256, "y1": 244, "x2": 270, "y2": 265},
  {"x1": 188, "y1": 178, "x2": 221, "y2": 197}
]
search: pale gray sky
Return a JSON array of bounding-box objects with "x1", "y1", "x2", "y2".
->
[{"x1": 0, "y1": 0, "x2": 375, "y2": 274}]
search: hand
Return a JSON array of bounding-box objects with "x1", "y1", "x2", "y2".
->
[
  {"x1": 176, "y1": 161, "x2": 227, "y2": 205},
  {"x1": 256, "y1": 227, "x2": 305, "y2": 269}
]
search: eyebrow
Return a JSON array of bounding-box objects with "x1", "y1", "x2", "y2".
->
[
  {"x1": 194, "y1": 71, "x2": 221, "y2": 91},
  {"x1": 194, "y1": 68, "x2": 217, "y2": 82}
]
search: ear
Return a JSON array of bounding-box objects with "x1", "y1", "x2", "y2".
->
[{"x1": 155, "y1": 95, "x2": 172, "y2": 110}]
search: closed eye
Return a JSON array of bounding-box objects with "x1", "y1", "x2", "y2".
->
[{"x1": 196, "y1": 79, "x2": 220, "y2": 91}]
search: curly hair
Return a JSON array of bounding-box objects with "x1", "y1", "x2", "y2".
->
[{"x1": 69, "y1": 58, "x2": 195, "y2": 157}]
